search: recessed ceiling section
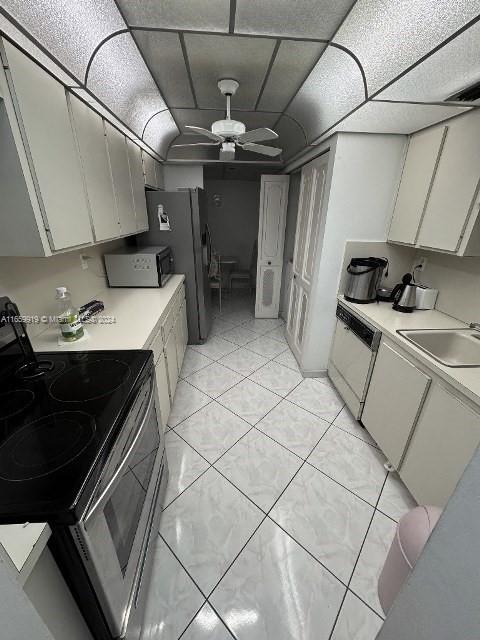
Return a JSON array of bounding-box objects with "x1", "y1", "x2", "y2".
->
[
  {"x1": 287, "y1": 45, "x2": 366, "y2": 143},
  {"x1": 378, "y1": 21, "x2": 480, "y2": 103},
  {"x1": 334, "y1": 0, "x2": 480, "y2": 95},
  {"x1": 114, "y1": 0, "x2": 230, "y2": 31},
  {"x1": 87, "y1": 32, "x2": 166, "y2": 136},
  {"x1": 326, "y1": 101, "x2": 471, "y2": 139},
  {"x1": 274, "y1": 115, "x2": 310, "y2": 160},
  {"x1": 184, "y1": 34, "x2": 276, "y2": 109},
  {"x1": 257, "y1": 40, "x2": 326, "y2": 112},
  {"x1": 0, "y1": 0, "x2": 125, "y2": 81},
  {"x1": 234, "y1": 0, "x2": 355, "y2": 39},
  {"x1": 143, "y1": 110, "x2": 178, "y2": 158},
  {"x1": 171, "y1": 108, "x2": 225, "y2": 132},
  {"x1": 132, "y1": 30, "x2": 195, "y2": 108}
]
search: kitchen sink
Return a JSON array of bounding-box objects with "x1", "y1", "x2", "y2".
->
[{"x1": 398, "y1": 328, "x2": 480, "y2": 367}]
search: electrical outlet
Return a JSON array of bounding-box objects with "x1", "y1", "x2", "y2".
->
[
  {"x1": 80, "y1": 254, "x2": 89, "y2": 270},
  {"x1": 412, "y1": 256, "x2": 427, "y2": 273}
]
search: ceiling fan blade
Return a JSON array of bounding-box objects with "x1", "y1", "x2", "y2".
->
[
  {"x1": 172, "y1": 142, "x2": 221, "y2": 148},
  {"x1": 236, "y1": 127, "x2": 279, "y2": 143},
  {"x1": 241, "y1": 142, "x2": 282, "y2": 157},
  {"x1": 185, "y1": 125, "x2": 224, "y2": 142}
]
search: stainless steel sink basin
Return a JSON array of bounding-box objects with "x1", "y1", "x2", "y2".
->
[{"x1": 398, "y1": 329, "x2": 480, "y2": 367}]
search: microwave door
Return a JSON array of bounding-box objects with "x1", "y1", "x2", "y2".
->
[{"x1": 72, "y1": 378, "x2": 163, "y2": 637}]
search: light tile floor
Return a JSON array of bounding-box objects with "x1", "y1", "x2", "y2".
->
[{"x1": 143, "y1": 291, "x2": 417, "y2": 640}]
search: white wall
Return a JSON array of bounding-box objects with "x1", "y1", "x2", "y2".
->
[
  {"x1": 0, "y1": 239, "x2": 124, "y2": 338},
  {"x1": 204, "y1": 179, "x2": 260, "y2": 271},
  {"x1": 303, "y1": 132, "x2": 407, "y2": 373},
  {"x1": 377, "y1": 441, "x2": 480, "y2": 640},
  {"x1": 163, "y1": 165, "x2": 204, "y2": 191}
]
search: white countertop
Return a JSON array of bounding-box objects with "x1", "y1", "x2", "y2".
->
[
  {"x1": 338, "y1": 296, "x2": 480, "y2": 406},
  {"x1": 3, "y1": 276, "x2": 184, "y2": 576},
  {"x1": 32, "y1": 275, "x2": 185, "y2": 352}
]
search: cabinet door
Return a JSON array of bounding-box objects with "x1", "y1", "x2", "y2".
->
[
  {"x1": 255, "y1": 175, "x2": 289, "y2": 318},
  {"x1": 174, "y1": 301, "x2": 188, "y2": 370},
  {"x1": 104, "y1": 122, "x2": 137, "y2": 236},
  {"x1": 155, "y1": 161, "x2": 164, "y2": 189},
  {"x1": 388, "y1": 127, "x2": 446, "y2": 245},
  {"x1": 68, "y1": 95, "x2": 120, "y2": 242},
  {"x1": 126, "y1": 139, "x2": 149, "y2": 231},
  {"x1": 164, "y1": 330, "x2": 179, "y2": 399},
  {"x1": 362, "y1": 342, "x2": 431, "y2": 468},
  {"x1": 3, "y1": 41, "x2": 93, "y2": 250},
  {"x1": 418, "y1": 111, "x2": 480, "y2": 252},
  {"x1": 142, "y1": 151, "x2": 156, "y2": 187},
  {"x1": 400, "y1": 384, "x2": 480, "y2": 507},
  {"x1": 329, "y1": 319, "x2": 373, "y2": 399},
  {"x1": 155, "y1": 355, "x2": 171, "y2": 430}
]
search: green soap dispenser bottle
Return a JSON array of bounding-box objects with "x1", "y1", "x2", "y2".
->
[{"x1": 56, "y1": 286, "x2": 84, "y2": 342}]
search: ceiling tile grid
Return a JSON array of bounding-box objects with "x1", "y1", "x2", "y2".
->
[
  {"x1": 115, "y1": 0, "x2": 231, "y2": 32},
  {"x1": 333, "y1": 0, "x2": 480, "y2": 96}
]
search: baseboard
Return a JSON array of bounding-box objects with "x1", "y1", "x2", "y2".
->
[{"x1": 300, "y1": 368, "x2": 328, "y2": 378}]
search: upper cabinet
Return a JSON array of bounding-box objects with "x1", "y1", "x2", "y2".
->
[
  {"x1": 68, "y1": 95, "x2": 120, "y2": 242},
  {"x1": 388, "y1": 110, "x2": 480, "y2": 256},
  {"x1": 0, "y1": 38, "x2": 153, "y2": 257},
  {"x1": 0, "y1": 39, "x2": 93, "y2": 254}
]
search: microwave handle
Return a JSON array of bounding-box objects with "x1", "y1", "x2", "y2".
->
[{"x1": 83, "y1": 380, "x2": 155, "y2": 526}]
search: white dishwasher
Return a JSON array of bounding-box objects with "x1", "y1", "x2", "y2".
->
[{"x1": 328, "y1": 302, "x2": 381, "y2": 419}]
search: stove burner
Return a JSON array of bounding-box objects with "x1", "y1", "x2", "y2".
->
[
  {"x1": 0, "y1": 412, "x2": 96, "y2": 481},
  {"x1": 49, "y1": 359, "x2": 131, "y2": 402},
  {"x1": 16, "y1": 359, "x2": 55, "y2": 380},
  {"x1": 0, "y1": 390, "x2": 35, "y2": 420}
]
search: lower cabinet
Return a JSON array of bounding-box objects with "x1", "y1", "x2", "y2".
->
[
  {"x1": 164, "y1": 327, "x2": 179, "y2": 400},
  {"x1": 400, "y1": 384, "x2": 480, "y2": 507},
  {"x1": 174, "y1": 300, "x2": 187, "y2": 371},
  {"x1": 154, "y1": 355, "x2": 171, "y2": 430},
  {"x1": 362, "y1": 341, "x2": 431, "y2": 468}
]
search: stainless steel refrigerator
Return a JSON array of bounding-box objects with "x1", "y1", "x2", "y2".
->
[{"x1": 140, "y1": 188, "x2": 212, "y2": 344}]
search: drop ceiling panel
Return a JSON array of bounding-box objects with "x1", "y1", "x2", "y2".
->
[
  {"x1": 332, "y1": 101, "x2": 471, "y2": 136},
  {"x1": 184, "y1": 34, "x2": 276, "y2": 109},
  {"x1": 230, "y1": 111, "x2": 278, "y2": 130},
  {"x1": 379, "y1": 22, "x2": 480, "y2": 103},
  {"x1": 115, "y1": 0, "x2": 230, "y2": 31},
  {"x1": 287, "y1": 45, "x2": 365, "y2": 142},
  {"x1": 171, "y1": 109, "x2": 225, "y2": 132},
  {"x1": 143, "y1": 110, "x2": 179, "y2": 157},
  {"x1": 235, "y1": 0, "x2": 355, "y2": 39},
  {"x1": 258, "y1": 40, "x2": 326, "y2": 112},
  {"x1": 334, "y1": 0, "x2": 480, "y2": 95},
  {"x1": 274, "y1": 115, "x2": 309, "y2": 160},
  {"x1": 133, "y1": 31, "x2": 195, "y2": 108},
  {"x1": 0, "y1": 0, "x2": 125, "y2": 81},
  {"x1": 87, "y1": 32, "x2": 167, "y2": 135}
]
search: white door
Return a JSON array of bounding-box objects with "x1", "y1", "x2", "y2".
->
[
  {"x1": 286, "y1": 154, "x2": 328, "y2": 360},
  {"x1": 104, "y1": 121, "x2": 137, "y2": 236},
  {"x1": 255, "y1": 174, "x2": 289, "y2": 318},
  {"x1": 68, "y1": 94, "x2": 120, "y2": 242}
]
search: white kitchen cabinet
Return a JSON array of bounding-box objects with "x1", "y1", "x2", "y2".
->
[
  {"x1": 400, "y1": 384, "x2": 480, "y2": 507},
  {"x1": 174, "y1": 300, "x2": 188, "y2": 371},
  {"x1": 142, "y1": 151, "x2": 157, "y2": 188},
  {"x1": 255, "y1": 175, "x2": 289, "y2": 318},
  {"x1": 155, "y1": 160, "x2": 164, "y2": 189},
  {"x1": 68, "y1": 94, "x2": 120, "y2": 242},
  {"x1": 388, "y1": 126, "x2": 446, "y2": 246},
  {"x1": 0, "y1": 39, "x2": 93, "y2": 253},
  {"x1": 154, "y1": 355, "x2": 171, "y2": 430},
  {"x1": 362, "y1": 341, "x2": 431, "y2": 468},
  {"x1": 418, "y1": 110, "x2": 480, "y2": 253},
  {"x1": 164, "y1": 330, "x2": 179, "y2": 399},
  {"x1": 104, "y1": 121, "x2": 137, "y2": 236},
  {"x1": 126, "y1": 139, "x2": 149, "y2": 232}
]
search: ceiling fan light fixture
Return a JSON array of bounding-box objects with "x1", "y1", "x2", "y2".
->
[{"x1": 220, "y1": 141, "x2": 236, "y2": 160}]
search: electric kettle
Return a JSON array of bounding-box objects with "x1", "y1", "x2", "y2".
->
[{"x1": 391, "y1": 273, "x2": 417, "y2": 313}]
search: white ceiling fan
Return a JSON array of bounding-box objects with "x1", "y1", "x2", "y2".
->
[{"x1": 172, "y1": 79, "x2": 283, "y2": 161}]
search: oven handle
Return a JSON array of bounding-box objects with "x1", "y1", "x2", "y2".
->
[{"x1": 84, "y1": 380, "x2": 155, "y2": 526}]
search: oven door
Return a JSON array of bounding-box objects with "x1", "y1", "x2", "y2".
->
[
  {"x1": 157, "y1": 248, "x2": 174, "y2": 287},
  {"x1": 71, "y1": 375, "x2": 165, "y2": 638}
]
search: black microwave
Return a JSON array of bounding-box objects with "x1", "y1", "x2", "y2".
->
[{"x1": 104, "y1": 246, "x2": 174, "y2": 288}]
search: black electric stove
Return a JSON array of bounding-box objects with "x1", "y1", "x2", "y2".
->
[{"x1": 0, "y1": 347, "x2": 153, "y2": 524}]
